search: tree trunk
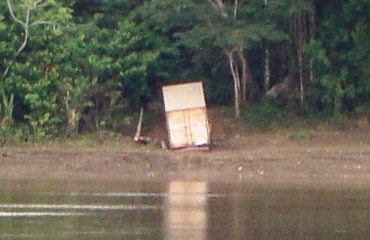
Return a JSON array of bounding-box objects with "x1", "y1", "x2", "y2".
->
[
  {"x1": 95, "y1": 95, "x2": 100, "y2": 131},
  {"x1": 264, "y1": 0, "x2": 270, "y2": 91},
  {"x1": 65, "y1": 91, "x2": 80, "y2": 136},
  {"x1": 291, "y1": 10, "x2": 310, "y2": 111},
  {"x1": 228, "y1": 50, "x2": 241, "y2": 118},
  {"x1": 309, "y1": 3, "x2": 316, "y2": 84},
  {"x1": 134, "y1": 107, "x2": 144, "y2": 142},
  {"x1": 264, "y1": 48, "x2": 270, "y2": 91},
  {"x1": 233, "y1": 0, "x2": 238, "y2": 20},
  {"x1": 225, "y1": 46, "x2": 253, "y2": 117},
  {"x1": 298, "y1": 10, "x2": 310, "y2": 111},
  {"x1": 236, "y1": 48, "x2": 250, "y2": 103},
  {"x1": 1, "y1": 2, "x2": 31, "y2": 81},
  {"x1": 298, "y1": 41, "x2": 304, "y2": 109}
]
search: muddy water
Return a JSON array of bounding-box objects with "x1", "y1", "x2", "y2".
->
[{"x1": 0, "y1": 180, "x2": 369, "y2": 240}]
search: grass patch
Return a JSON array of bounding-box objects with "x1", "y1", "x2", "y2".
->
[{"x1": 287, "y1": 131, "x2": 311, "y2": 141}]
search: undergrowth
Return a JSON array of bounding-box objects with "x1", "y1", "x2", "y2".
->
[{"x1": 241, "y1": 101, "x2": 286, "y2": 132}]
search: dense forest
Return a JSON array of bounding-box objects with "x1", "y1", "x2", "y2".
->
[{"x1": 0, "y1": 0, "x2": 369, "y2": 140}]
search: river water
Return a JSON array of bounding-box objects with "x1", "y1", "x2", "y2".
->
[{"x1": 0, "y1": 180, "x2": 369, "y2": 239}]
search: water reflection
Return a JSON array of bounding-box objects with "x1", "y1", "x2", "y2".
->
[
  {"x1": 0, "y1": 180, "x2": 369, "y2": 239},
  {"x1": 0, "y1": 180, "x2": 165, "y2": 239},
  {"x1": 165, "y1": 181, "x2": 208, "y2": 240}
]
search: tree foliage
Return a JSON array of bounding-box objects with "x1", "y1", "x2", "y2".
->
[
  {"x1": 0, "y1": 0, "x2": 368, "y2": 138},
  {"x1": 306, "y1": 0, "x2": 370, "y2": 115}
]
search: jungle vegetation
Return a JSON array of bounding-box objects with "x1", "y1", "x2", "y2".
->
[{"x1": 0, "y1": 0, "x2": 369, "y2": 141}]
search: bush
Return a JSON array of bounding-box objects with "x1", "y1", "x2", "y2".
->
[{"x1": 242, "y1": 101, "x2": 285, "y2": 132}]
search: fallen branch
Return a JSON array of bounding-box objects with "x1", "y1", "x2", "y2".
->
[
  {"x1": 133, "y1": 107, "x2": 166, "y2": 148},
  {"x1": 134, "y1": 107, "x2": 144, "y2": 142}
]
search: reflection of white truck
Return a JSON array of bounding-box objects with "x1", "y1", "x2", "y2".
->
[{"x1": 162, "y1": 82, "x2": 211, "y2": 150}]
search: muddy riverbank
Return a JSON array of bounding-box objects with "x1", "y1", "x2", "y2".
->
[{"x1": 1, "y1": 130, "x2": 369, "y2": 188}]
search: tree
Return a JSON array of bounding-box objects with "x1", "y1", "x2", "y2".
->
[
  {"x1": 140, "y1": 0, "x2": 286, "y2": 117},
  {"x1": 0, "y1": 0, "x2": 179, "y2": 136},
  {"x1": 1, "y1": 0, "x2": 368, "y2": 138},
  {"x1": 0, "y1": 1, "x2": 72, "y2": 138},
  {"x1": 53, "y1": 1, "x2": 177, "y2": 134},
  {"x1": 260, "y1": 0, "x2": 312, "y2": 110},
  {"x1": 305, "y1": 0, "x2": 370, "y2": 115},
  {"x1": 1, "y1": 0, "x2": 71, "y2": 81}
]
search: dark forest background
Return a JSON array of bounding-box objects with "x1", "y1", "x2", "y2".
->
[{"x1": 0, "y1": 0, "x2": 369, "y2": 140}]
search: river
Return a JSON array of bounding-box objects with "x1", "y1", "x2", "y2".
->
[{"x1": 0, "y1": 180, "x2": 369, "y2": 239}]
